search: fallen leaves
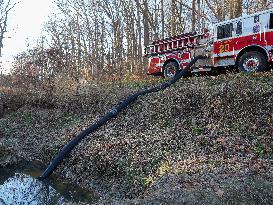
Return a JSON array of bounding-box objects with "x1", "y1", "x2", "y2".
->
[
  {"x1": 1, "y1": 72, "x2": 273, "y2": 201},
  {"x1": 215, "y1": 188, "x2": 225, "y2": 197}
]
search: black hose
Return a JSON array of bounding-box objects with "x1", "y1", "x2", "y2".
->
[{"x1": 38, "y1": 55, "x2": 205, "y2": 180}]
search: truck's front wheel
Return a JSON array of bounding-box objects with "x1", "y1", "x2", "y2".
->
[
  {"x1": 163, "y1": 61, "x2": 179, "y2": 79},
  {"x1": 238, "y1": 51, "x2": 267, "y2": 73}
]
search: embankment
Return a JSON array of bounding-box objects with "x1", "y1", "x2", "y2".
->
[{"x1": 1, "y1": 72, "x2": 273, "y2": 204}]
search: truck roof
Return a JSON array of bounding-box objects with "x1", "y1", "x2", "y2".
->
[{"x1": 215, "y1": 7, "x2": 273, "y2": 26}]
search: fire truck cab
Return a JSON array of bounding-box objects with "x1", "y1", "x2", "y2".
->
[{"x1": 145, "y1": 8, "x2": 273, "y2": 78}]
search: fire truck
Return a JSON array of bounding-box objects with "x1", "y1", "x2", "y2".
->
[{"x1": 145, "y1": 8, "x2": 273, "y2": 78}]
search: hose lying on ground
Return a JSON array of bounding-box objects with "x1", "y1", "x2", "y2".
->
[{"x1": 38, "y1": 55, "x2": 205, "y2": 180}]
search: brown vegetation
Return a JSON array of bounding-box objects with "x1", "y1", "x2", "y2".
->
[{"x1": 0, "y1": 72, "x2": 273, "y2": 203}]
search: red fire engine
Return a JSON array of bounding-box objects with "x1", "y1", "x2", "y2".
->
[{"x1": 145, "y1": 8, "x2": 273, "y2": 78}]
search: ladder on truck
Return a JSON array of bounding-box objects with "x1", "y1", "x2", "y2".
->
[{"x1": 145, "y1": 32, "x2": 207, "y2": 56}]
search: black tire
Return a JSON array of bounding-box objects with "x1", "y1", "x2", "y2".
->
[
  {"x1": 238, "y1": 51, "x2": 268, "y2": 73},
  {"x1": 163, "y1": 61, "x2": 179, "y2": 79}
]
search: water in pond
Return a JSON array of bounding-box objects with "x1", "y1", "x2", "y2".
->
[{"x1": 0, "y1": 163, "x2": 97, "y2": 204}]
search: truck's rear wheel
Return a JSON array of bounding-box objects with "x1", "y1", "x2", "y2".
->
[
  {"x1": 238, "y1": 51, "x2": 267, "y2": 73},
  {"x1": 163, "y1": 61, "x2": 179, "y2": 79}
]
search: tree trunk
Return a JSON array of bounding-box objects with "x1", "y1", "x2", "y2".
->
[
  {"x1": 191, "y1": 0, "x2": 196, "y2": 32},
  {"x1": 161, "y1": 0, "x2": 165, "y2": 38}
]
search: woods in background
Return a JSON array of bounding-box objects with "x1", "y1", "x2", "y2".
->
[{"x1": 8, "y1": 0, "x2": 273, "y2": 87}]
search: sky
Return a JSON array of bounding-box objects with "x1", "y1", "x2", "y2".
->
[{"x1": 1, "y1": 0, "x2": 54, "y2": 73}]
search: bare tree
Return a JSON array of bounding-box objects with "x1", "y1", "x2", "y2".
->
[
  {"x1": 10, "y1": 0, "x2": 271, "y2": 83},
  {"x1": 0, "y1": 0, "x2": 16, "y2": 57}
]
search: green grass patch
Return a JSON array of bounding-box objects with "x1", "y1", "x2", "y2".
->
[
  {"x1": 192, "y1": 127, "x2": 204, "y2": 135},
  {"x1": 229, "y1": 122, "x2": 244, "y2": 132},
  {"x1": 254, "y1": 144, "x2": 273, "y2": 158}
]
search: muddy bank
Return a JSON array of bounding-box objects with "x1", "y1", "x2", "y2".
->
[
  {"x1": 0, "y1": 147, "x2": 18, "y2": 167},
  {"x1": 1, "y1": 72, "x2": 273, "y2": 204}
]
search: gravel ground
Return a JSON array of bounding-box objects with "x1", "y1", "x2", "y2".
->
[{"x1": 0, "y1": 72, "x2": 273, "y2": 204}]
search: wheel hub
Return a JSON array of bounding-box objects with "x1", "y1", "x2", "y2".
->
[
  {"x1": 243, "y1": 57, "x2": 260, "y2": 72},
  {"x1": 166, "y1": 66, "x2": 177, "y2": 78}
]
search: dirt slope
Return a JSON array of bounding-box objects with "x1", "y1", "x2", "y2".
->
[{"x1": 0, "y1": 72, "x2": 273, "y2": 204}]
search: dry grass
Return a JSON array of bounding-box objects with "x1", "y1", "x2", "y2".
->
[{"x1": 0, "y1": 71, "x2": 273, "y2": 204}]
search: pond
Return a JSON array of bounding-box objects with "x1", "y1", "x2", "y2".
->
[{"x1": 0, "y1": 162, "x2": 98, "y2": 205}]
